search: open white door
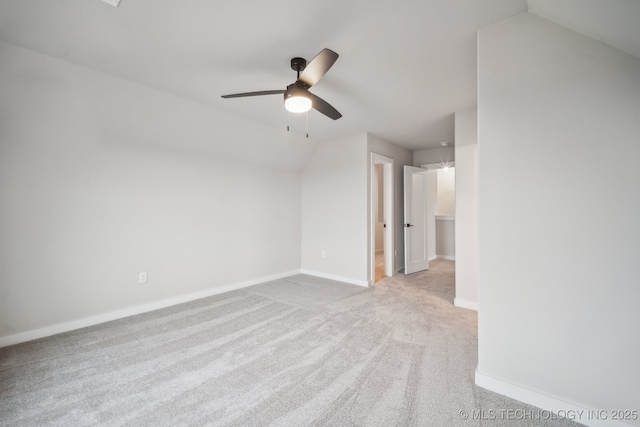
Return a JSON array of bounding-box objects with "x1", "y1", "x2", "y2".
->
[
  {"x1": 382, "y1": 162, "x2": 393, "y2": 278},
  {"x1": 404, "y1": 166, "x2": 429, "y2": 274}
]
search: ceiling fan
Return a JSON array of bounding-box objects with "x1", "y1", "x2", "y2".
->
[{"x1": 221, "y1": 48, "x2": 342, "y2": 120}]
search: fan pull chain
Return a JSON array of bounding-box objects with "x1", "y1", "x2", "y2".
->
[
  {"x1": 306, "y1": 111, "x2": 309, "y2": 138},
  {"x1": 286, "y1": 111, "x2": 290, "y2": 132}
]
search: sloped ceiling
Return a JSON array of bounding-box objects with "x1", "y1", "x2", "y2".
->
[
  {"x1": 0, "y1": 0, "x2": 527, "y2": 151},
  {"x1": 1, "y1": 1, "x2": 637, "y2": 151},
  {"x1": 528, "y1": 0, "x2": 640, "y2": 59}
]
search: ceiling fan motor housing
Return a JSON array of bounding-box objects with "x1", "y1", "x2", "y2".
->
[
  {"x1": 284, "y1": 82, "x2": 310, "y2": 99},
  {"x1": 290, "y1": 57, "x2": 307, "y2": 73}
]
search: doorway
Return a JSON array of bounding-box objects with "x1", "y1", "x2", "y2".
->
[
  {"x1": 403, "y1": 163, "x2": 456, "y2": 274},
  {"x1": 370, "y1": 153, "x2": 394, "y2": 285}
]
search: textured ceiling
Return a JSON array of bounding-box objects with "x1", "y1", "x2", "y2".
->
[{"x1": 1, "y1": 1, "x2": 637, "y2": 151}]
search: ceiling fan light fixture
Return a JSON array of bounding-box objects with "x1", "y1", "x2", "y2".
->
[
  {"x1": 284, "y1": 83, "x2": 312, "y2": 113},
  {"x1": 285, "y1": 95, "x2": 312, "y2": 113},
  {"x1": 222, "y1": 49, "x2": 341, "y2": 120}
]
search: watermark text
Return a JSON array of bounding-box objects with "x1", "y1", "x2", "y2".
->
[{"x1": 457, "y1": 408, "x2": 638, "y2": 422}]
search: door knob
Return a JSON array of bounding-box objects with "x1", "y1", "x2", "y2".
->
[{"x1": 404, "y1": 223, "x2": 413, "y2": 228}]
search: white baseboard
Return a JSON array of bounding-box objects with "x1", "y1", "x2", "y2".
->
[
  {"x1": 300, "y1": 269, "x2": 369, "y2": 287},
  {"x1": 437, "y1": 255, "x2": 455, "y2": 261},
  {"x1": 454, "y1": 298, "x2": 478, "y2": 311},
  {"x1": 0, "y1": 270, "x2": 300, "y2": 348},
  {"x1": 475, "y1": 370, "x2": 635, "y2": 427}
]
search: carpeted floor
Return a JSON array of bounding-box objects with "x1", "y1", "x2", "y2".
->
[{"x1": 0, "y1": 261, "x2": 583, "y2": 426}]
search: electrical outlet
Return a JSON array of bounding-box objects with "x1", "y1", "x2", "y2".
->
[
  {"x1": 321, "y1": 251, "x2": 326, "y2": 258},
  {"x1": 139, "y1": 272, "x2": 147, "y2": 284}
]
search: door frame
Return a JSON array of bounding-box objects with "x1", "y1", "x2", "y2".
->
[{"x1": 370, "y1": 153, "x2": 394, "y2": 285}]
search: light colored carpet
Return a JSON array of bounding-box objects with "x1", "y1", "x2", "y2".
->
[{"x1": 0, "y1": 260, "x2": 583, "y2": 426}]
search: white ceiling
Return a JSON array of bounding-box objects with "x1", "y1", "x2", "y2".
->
[
  {"x1": 528, "y1": 0, "x2": 640, "y2": 60},
  {"x1": 0, "y1": 0, "x2": 637, "y2": 151}
]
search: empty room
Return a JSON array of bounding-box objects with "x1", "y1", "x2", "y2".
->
[{"x1": 1, "y1": 1, "x2": 639, "y2": 426}]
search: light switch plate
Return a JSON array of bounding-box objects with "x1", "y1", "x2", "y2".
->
[{"x1": 101, "y1": 0, "x2": 121, "y2": 7}]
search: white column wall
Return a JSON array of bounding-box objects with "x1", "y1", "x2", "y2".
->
[
  {"x1": 454, "y1": 107, "x2": 478, "y2": 310},
  {"x1": 477, "y1": 13, "x2": 640, "y2": 421}
]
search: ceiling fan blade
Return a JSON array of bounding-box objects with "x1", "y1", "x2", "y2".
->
[
  {"x1": 298, "y1": 48, "x2": 339, "y2": 88},
  {"x1": 221, "y1": 90, "x2": 285, "y2": 98},
  {"x1": 309, "y1": 92, "x2": 342, "y2": 120}
]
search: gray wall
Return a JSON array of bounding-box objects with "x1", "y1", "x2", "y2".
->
[
  {"x1": 300, "y1": 132, "x2": 412, "y2": 286},
  {"x1": 301, "y1": 133, "x2": 369, "y2": 285},
  {"x1": 0, "y1": 41, "x2": 303, "y2": 342},
  {"x1": 477, "y1": 13, "x2": 640, "y2": 418},
  {"x1": 413, "y1": 146, "x2": 454, "y2": 166},
  {"x1": 454, "y1": 107, "x2": 478, "y2": 310}
]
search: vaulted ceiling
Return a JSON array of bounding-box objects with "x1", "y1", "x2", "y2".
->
[{"x1": 0, "y1": 0, "x2": 637, "y2": 151}]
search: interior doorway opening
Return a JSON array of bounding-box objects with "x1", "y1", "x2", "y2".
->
[
  {"x1": 403, "y1": 163, "x2": 456, "y2": 275},
  {"x1": 370, "y1": 153, "x2": 394, "y2": 285},
  {"x1": 421, "y1": 162, "x2": 455, "y2": 263},
  {"x1": 374, "y1": 164, "x2": 386, "y2": 282}
]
